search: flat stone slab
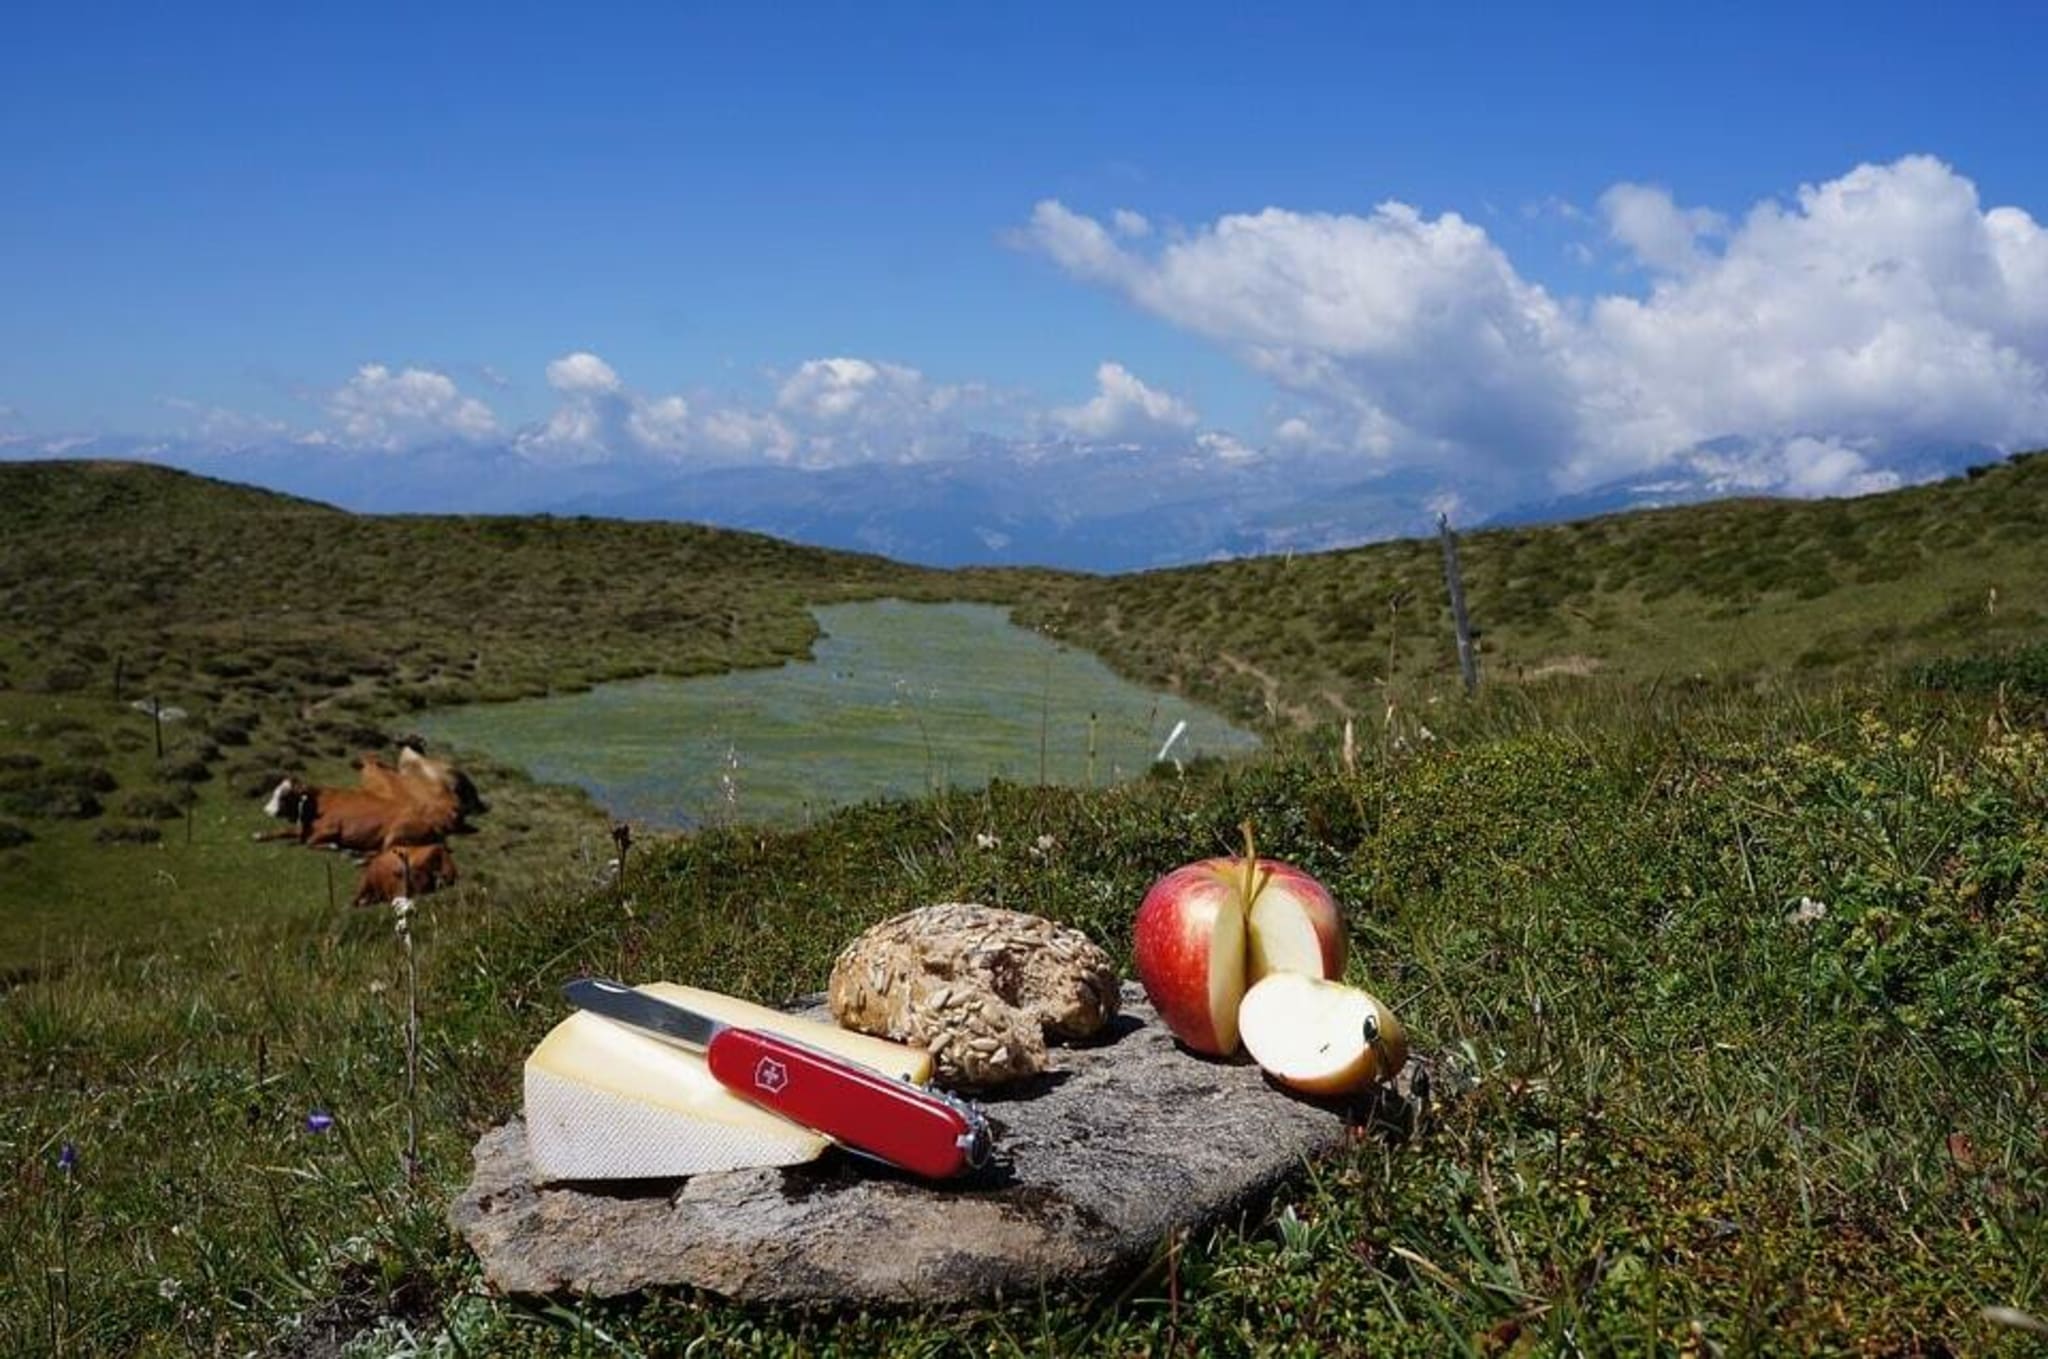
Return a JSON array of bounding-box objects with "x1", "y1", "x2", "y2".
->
[{"x1": 451, "y1": 984, "x2": 1420, "y2": 1304}]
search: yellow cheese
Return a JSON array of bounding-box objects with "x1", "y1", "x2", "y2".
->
[{"x1": 523, "y1": 982, "x2": 932, "y2": 1182}]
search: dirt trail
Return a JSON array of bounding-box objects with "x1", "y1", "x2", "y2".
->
[{"x1": 1216, "y1": 650, "x2": 1317, "y2": 728}]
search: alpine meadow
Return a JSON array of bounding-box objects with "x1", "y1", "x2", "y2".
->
[{"x1": 1, "y1": 454, "x2": 2043, "y2": 1354}]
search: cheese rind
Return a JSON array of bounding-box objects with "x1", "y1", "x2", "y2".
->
[{"x1": 523, "y1": 982, "x2": 932, "y2": 1182}]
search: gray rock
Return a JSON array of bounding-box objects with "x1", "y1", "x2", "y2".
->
[{"x1": 450, "y1": 984, "x2": 1422, "y2": 1304}]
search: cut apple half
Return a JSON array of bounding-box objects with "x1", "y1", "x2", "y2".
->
[
  {"x1": 1237, "y1": 972, "x2": 1407, "y2": 1096},
  {"x1": 1247, "y1": 887, "x2": 1337, "y2": 979}
]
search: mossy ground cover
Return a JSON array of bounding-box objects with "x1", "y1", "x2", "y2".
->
[{"x1": 1, "y1": 458, "x2": 2044, "y2": 1353}]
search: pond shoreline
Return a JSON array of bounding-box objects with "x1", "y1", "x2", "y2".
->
[{"x1": 414, "y1": 599, "x2": 1261, "y2": 830}]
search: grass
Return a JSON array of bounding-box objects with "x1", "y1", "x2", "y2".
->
[
  {"x1": 3, "y1": 682, "x2": 2042, "y2": 1354},
  {"x1": 1010, "y1": 451, "x2": 2048, "y2": 728},
  {"x1": 0, "y1": 456, "x2": 2044, "y2": 1353},
  {"x1": 0, "y1": 460, "x2": 1043, "y2": 968}
]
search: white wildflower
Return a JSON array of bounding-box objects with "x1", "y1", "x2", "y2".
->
[
  {"x1": 974, "y1": 832, "x2": 1000, "y2": 851},
  {"x1": 1786, "y1": 896, "x2": 1828, "y2": 926}
]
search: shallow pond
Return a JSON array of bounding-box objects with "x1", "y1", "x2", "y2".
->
[{"x1": 414, "y1": 600, "x2": 1259, "y2": 828}]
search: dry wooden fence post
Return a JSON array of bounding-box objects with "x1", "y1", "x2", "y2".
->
[{"x1": 1438, "y1": 514, "x2": 1480, "y2": 696}]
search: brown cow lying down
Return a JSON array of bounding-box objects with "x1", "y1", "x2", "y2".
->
[
  {"x1": 257, "y1": 777, "x2": 462, "y2": 852},
  {"x1": 354, "y1": 754, "x2": 459, "y2": 818},
  {"x1": 353, "y1": 842, "x2": 457, "y2": 907},
  {"x1": 397, "y1": 737, "x2": 488, "y2": 819}
]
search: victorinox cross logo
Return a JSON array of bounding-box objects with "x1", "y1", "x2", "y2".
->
[{"x1": 753, "y1": 1057, "x2": 789, "y2": 1094}]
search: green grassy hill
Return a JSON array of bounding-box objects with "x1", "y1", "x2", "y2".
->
[
  {"x1": 1014, "y1": 452, "x2": 2048, "y2": 727},
  {"x1": 1, "y1": 457, "x2": 2044, "y2": 1354},
  {"x1": 0, "y1": 460, "x2": 1045, "y2": 965}
]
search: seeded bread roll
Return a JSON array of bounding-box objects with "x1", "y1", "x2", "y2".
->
[{"x1": 828, "y1": 903, "x2": 1121, "y2": 1088}]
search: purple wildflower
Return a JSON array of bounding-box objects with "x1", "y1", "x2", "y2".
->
[
  {"x1": 305, "y1": 1110, "x2": 335, "y2": 1134},
  {"x1": 56, "y1": 1142, "x2": 77, "y2": 1175}
]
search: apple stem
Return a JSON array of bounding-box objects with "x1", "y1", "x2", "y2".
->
[{"x1": 1239, "y1": 820, "x2": 1272, "y2": 909}]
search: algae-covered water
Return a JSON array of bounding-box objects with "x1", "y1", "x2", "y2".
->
[{"x1": 415, "y1": 600, "x2": 1259, "y2": 828}]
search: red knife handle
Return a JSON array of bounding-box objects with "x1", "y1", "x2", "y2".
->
[{"x1": 705, "y1": 1027, "x2": 987, "y2": 1179}]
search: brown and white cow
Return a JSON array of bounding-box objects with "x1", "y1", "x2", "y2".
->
[
  {"x1": 257, "y1": 777, "x2": 462, "y2": 852},
  {"x1": 354, "y1": 753, "x2": 459, "y2": 818},
  {"x1": 396, "y1": 736, "x2": 488, "y2": 820},
  {"x1": 352, "y1": 842, "x2": 458, "y2": 906}
]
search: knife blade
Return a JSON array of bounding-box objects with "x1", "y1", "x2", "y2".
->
[{"x1": 562, "y1": 977, "x2": 992, "y2": 1180}]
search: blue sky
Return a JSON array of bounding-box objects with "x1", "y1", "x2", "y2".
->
[{"x1": 4, "y1": 3, "x2": 2046, "y2": 516}]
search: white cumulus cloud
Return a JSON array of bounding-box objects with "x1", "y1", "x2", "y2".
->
[
  {"x1": 1685, "y1": 435, "x2": 1903, "y2": 499},
  {"x1": 698, "y1": 407, "x2": 797, "y2": 460},
  {"x1": 1598, "y1": 183, "x2": 1727, "y2": 274},
  {"x1": 517, "y1": 350, "x2": 692, "y2": 464},
  {"x1": 766, "y1": 357, "x2": 977, "y2": 464},
  {"x1": 777, "y1": 357, "x2": 927, "y2": 422},
  {"x1": 1021, "y1": 155, "x2": 2048, "y2": 500},
  {"x1": 625, "y1": 394, "x2": 692, "y2": 455},
  {"x1": 325, "y1": 364, "x2": 498, "y2": 451},
  {"x1": 511, "y1": 351, "x2": 981, "y2": 468},
  {"x1": 1052, "y1": 361, "x2": 1198, "y2": 439},
  {"x1": 1111, "y1": 208, "x2": 1152, "y2": 239},
  {"x1": 546, "y1": 351, "x2": 623, "y2": 396}
]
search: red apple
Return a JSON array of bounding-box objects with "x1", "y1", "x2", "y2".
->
[
  {"x1": 1237, "y1": 972, "x2": 1407, "y2": 1096},
  {"x1": 1133, "y1": 863, "x2": 1247, "y2": 1055},
  {"x1": 1133, "y1": 823, "x2": 1346, "y2": 1055}
]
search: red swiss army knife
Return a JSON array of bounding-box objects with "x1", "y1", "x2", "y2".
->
[{"x1": 562, "y1": 977, "x2": 993, "y2": 1180}]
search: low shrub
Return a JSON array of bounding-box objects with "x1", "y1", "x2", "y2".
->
[
  {"x1": 225, "y1": 758, "x2": 292, "y2": 798},
  {"x1": 38, "y1": 664, "x2": 90, "y2": 692},
  {"x1": 159, "y1": 755, "x2": 214, "y2": 784},
  {"x1": 93, "y1": 822, "x2": 163, "y2": 844},
  {"x1": 0, "y1": 787, "x2": 101, "y2": 819},
  {"x1": 60, "y1": 733, "x2": 110, "y2": 760},
  {"x1": 112, "y1": 788, "x2": 192, "y2": 820},
  {"x1": 0, "y1": 819, "x2": 32, "y2": 848},
  {"x1": 40, "y1": 764, "x2": 119, "y2": 794},
  {"x1": 1913, "y1": 641, "x2": 2048, "y2": 701},
  {"x1": 209, "y1": 719, "x2": 254, "y2": 747}
]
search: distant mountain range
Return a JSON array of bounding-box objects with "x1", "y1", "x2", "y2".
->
[{"x1": 0, "y1": 432, "x2": 2004, "y2": 572}]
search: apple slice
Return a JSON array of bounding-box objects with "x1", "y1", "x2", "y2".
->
[
  {"x1": 1237, "y1": 972, "x2": 1407, "y2": 1096},
  {"x1": 1133, "y1": 866, "x2": 1247, "y2": 1055},
  {"x1": 1245, "y1": 863, "x2": 1345, "y2": 982}
]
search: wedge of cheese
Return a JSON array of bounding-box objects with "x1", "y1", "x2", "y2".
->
[{"x1": 523, "y1": 982, "x2": 932, "y2": 1182}]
